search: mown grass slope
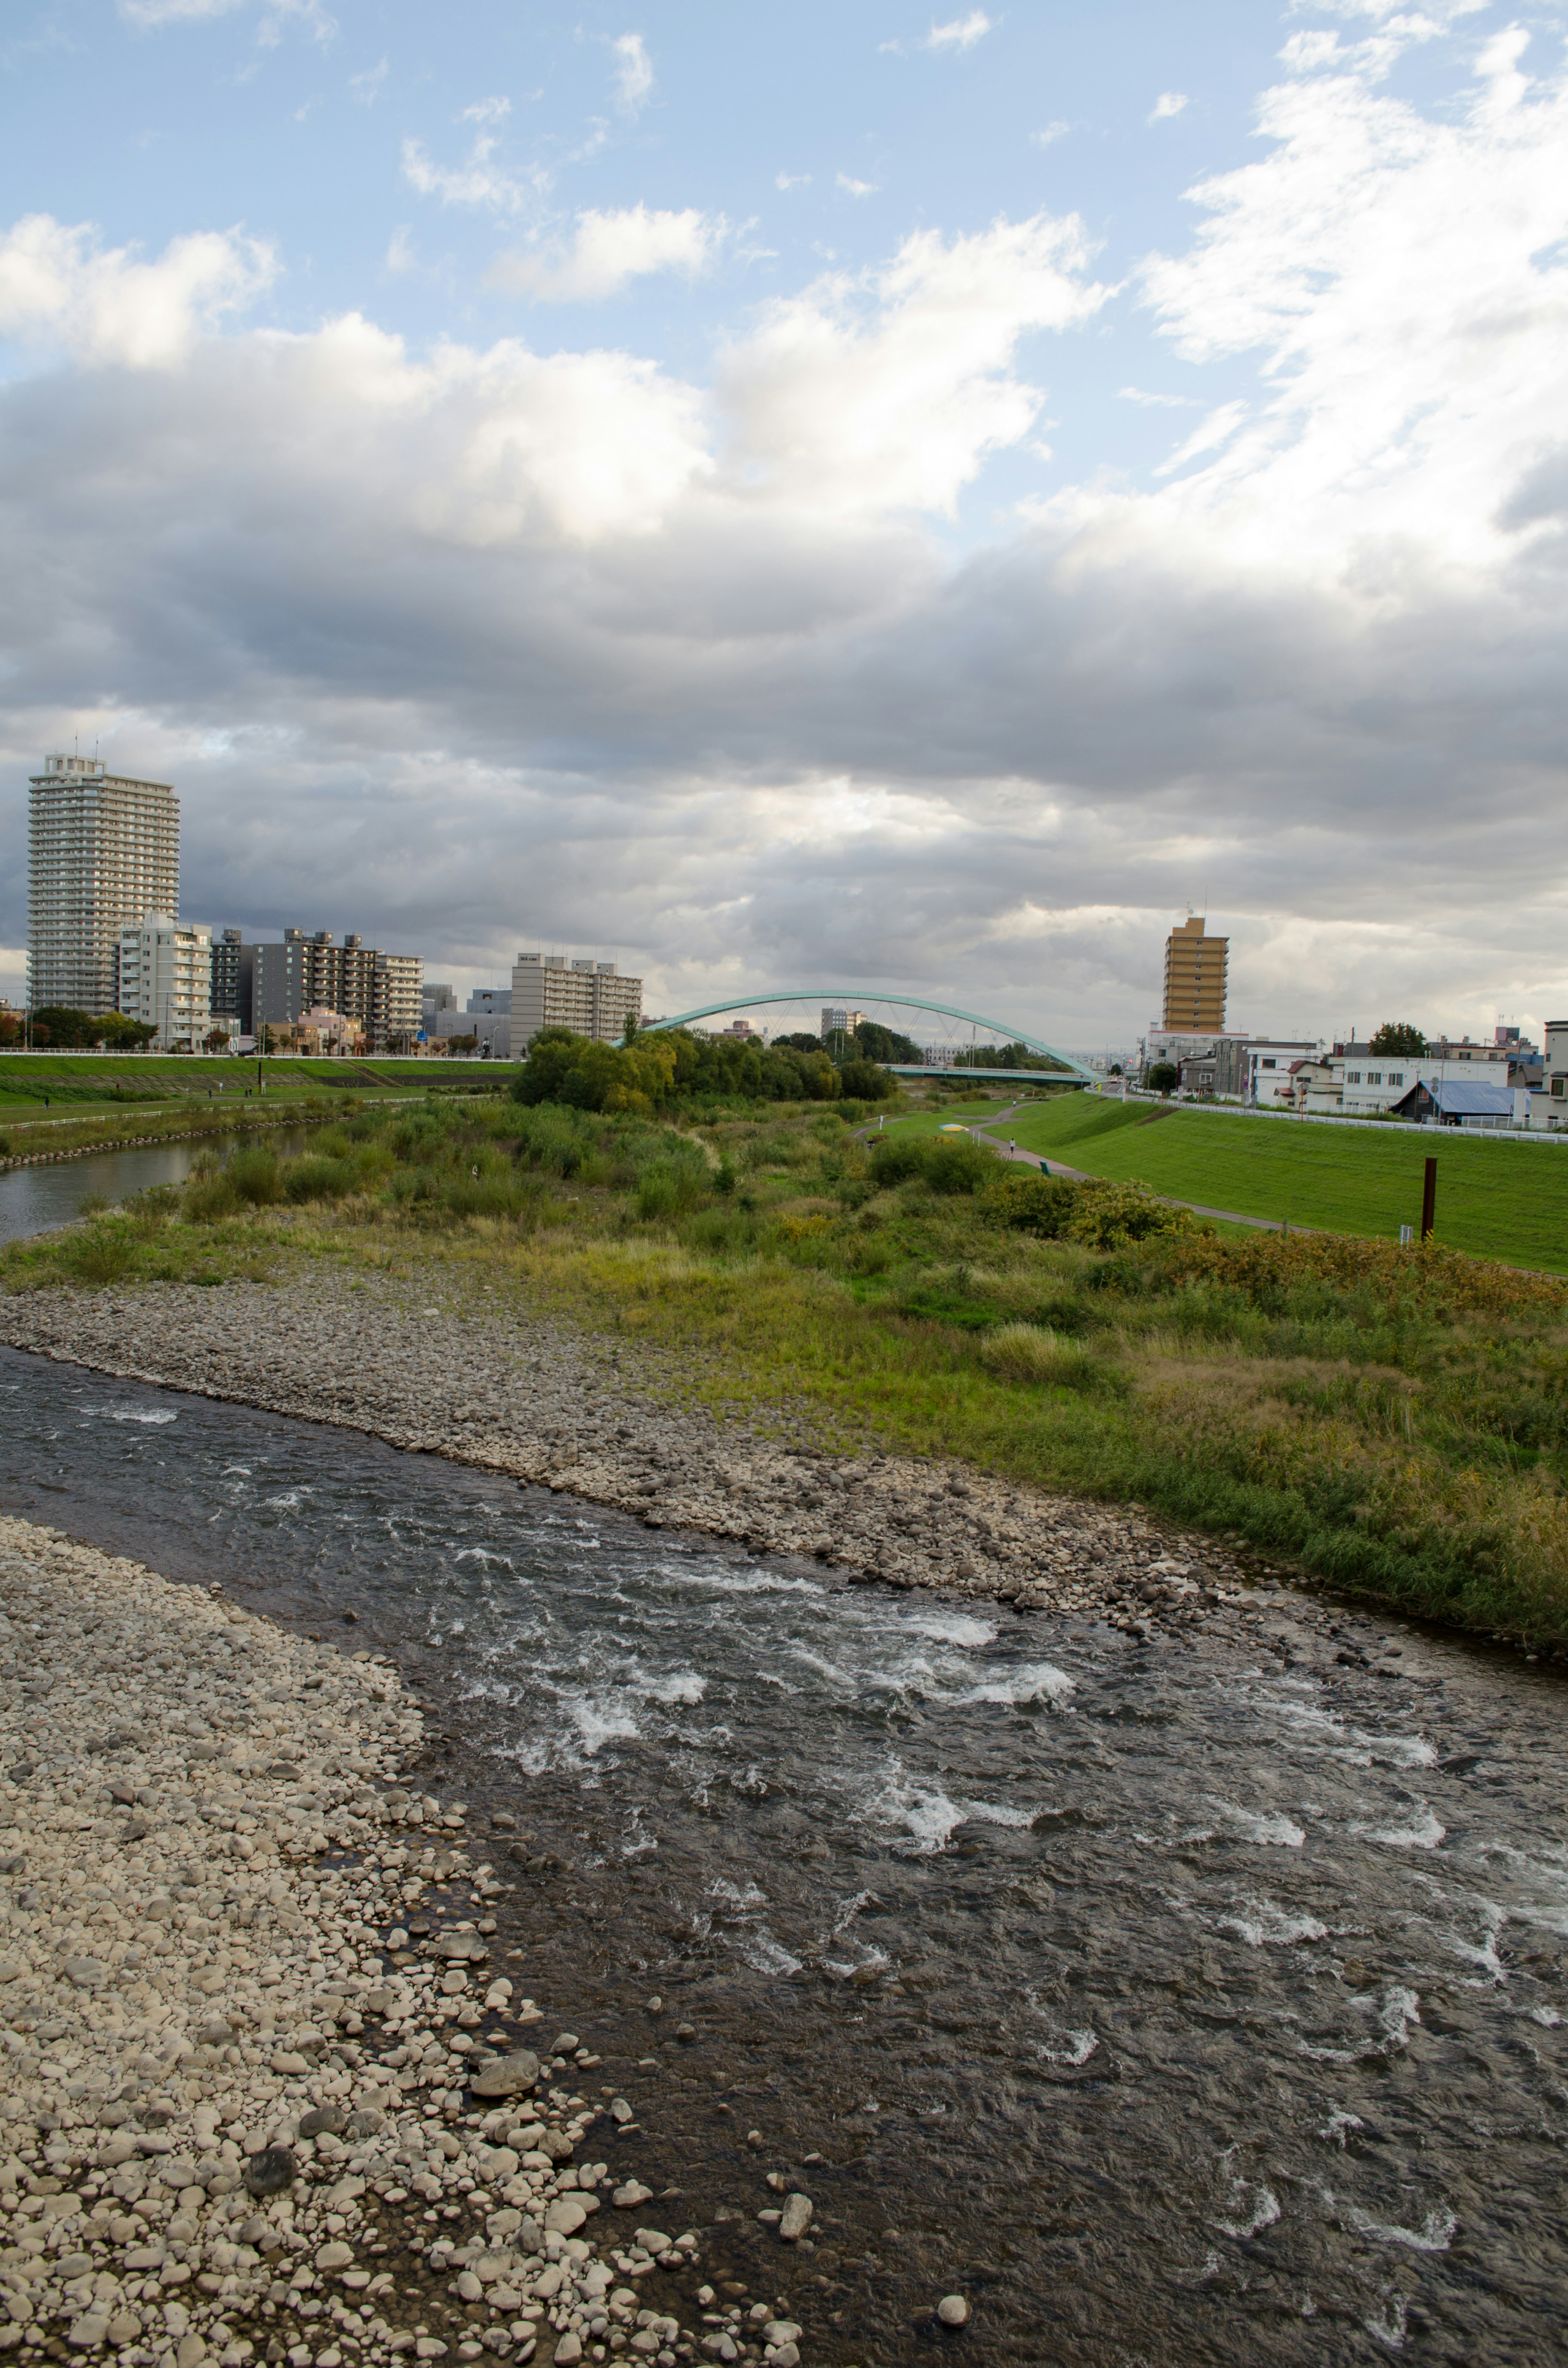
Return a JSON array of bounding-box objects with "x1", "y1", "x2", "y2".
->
[{"x1": 1004, "y1": 1094, "x2": 1568, "y2": 1274}]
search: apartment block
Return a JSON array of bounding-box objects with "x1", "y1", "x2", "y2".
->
[
  {"x1": 116, "y1": 917, "x2": 212, "y2": 1051},
  {"x1": 29, "y1": 754, "x2": 179, "y2": 1015},
  {"x1": 1161, "y1": 916, "x2": 1227, "y2": 1034},
  {"x1": 821, "y1": 1006, "x2": 866, "y2": 1041},
  {"x1": 250, "y1": 927, "x2": 422, "y2": 1051},
  {"x1": 511, "y1": 952, "x2": 642, "y2": 1048},
  {"x1": 211, "y1": 928, "x2": 256, "y2": 1033}
]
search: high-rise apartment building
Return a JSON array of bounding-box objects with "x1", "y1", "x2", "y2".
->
[
  {"x1": 511, "y1": 953, "x2": 641, "y2": 1048},
  {"x1": 821, "y1": 1006, "x2": 867, "y2": 1041},
  {"x1": 1161, "y1": 916, "x2": 1228, "y2": 1034},
  {"x1": 211, "y1": 928, "x2": 255, "y2": 1032},
  {"x1": 117, "y1": 917, "x2": 212, "y2": 1051},
  {"x1": 245, "y1": 927, "x2": 423, "y2": 1051},
  {"x1": 28, "y1": 754, "x2": 179, "y2": 1014}
]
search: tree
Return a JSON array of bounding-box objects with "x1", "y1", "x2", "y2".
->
[
  {"x1": 852, "y1": 1019, "x2": 923, "y2": 1066},
  {"x1": 838, "y1": 1058, "x2": 895, "y2": 1100},
  {"x1": 1147, "y1": 1061, "x2": 1180, "y2": 1095},
  {"x1": 775, "y1": 1031, "x2": 823, "y2": 1054},
  {"x1": 1370, "y1": 1021, "x2": 1428, "y2": 1057},
  {"x1": 100, "y1": 1012, "x2": 158, "y2": 1049}
]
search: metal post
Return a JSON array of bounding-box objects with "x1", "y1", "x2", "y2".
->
[{"x1": 1421, "y1": 1156, "x2": 1437, "y2": 1241}]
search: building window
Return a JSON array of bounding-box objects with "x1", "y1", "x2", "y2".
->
[
  {"x1": 1367, "y1": 1071, "x2": 1381, "y2": 1084},
  {"x1": 1262, "y1": 1058, "x2": 1276, "y2": 1069},
  {"x1": 1347, "y1": 1070, "x2": 1362, "y2": 1084},
  {"x1": 1388, "y1": 1072, "x2": 1403, "y2": 1086}
]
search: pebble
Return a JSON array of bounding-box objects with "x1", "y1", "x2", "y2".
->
[
  {"x1": 0, "y1": 1516, "x2": 747, "y2": 2368},
  {"x1": 0, "y1": 1273, "x2": 1262, "y2": 1632},
  {"x1": 936, "y1": 2295, "x2": 970, "y2": 2328}
]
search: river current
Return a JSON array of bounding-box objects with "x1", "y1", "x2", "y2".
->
[{"x1": 3, "y1": 1343, "x2": 1566, "y2": 2366}]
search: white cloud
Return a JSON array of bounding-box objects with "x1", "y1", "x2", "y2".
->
[
  {"x1": 0, "y1": 214, "x2": 275, "y2": 366},
  {"x1": 1032, "y1": 121, "x2": 1069, "y2": 147},
  {"x1": 401, "y1": 101, "x2": 544, "y2": 215},
  {"x1": 349, "y1": 56, "x2": 388, "y2": 105},
  {"x1": 719, "y1": 212, "x2": 1108, "y2": 515},
  {"x1": 2, "y1": 21, "x2": 1568, "y2": 1046},
  {"x1": 118, "y1": 0, "x2": 334, "y2": 37},
  {"x1": 925, "y1": 11, "x2": 994, "y2": 51},
  {"x1": 1149, "y1": 91, "x2": 1189, "y2": 122},
  {"x1": 610, "y1": 32, "x2": 653, "y2": 117},
  {"x1": 1118, "y1": 384, "x2": 1197, "y2": 407},
  {"x1": 776, "y1": 172, "x2": 812, "y2": 191},
  {"x1": 492, "y1": 206, "x2": 727, "y2": 303},
  {"x1": 1154, "y1": 398, "x2": 1247, "y2": 473},
  {"x1": 836, "y1": 173, "x2": 879, "y2": 197},
  {"x1": 384, "y1": 226, "x2": 415, "y2": 276}
]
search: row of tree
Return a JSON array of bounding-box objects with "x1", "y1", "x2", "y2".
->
[
  {"x1": 514, "y1": 1026, "x2": 895, "y2": 1113},
  {"x1": 0, "y1": 1007, "x2": 160, "y2": 1050}
]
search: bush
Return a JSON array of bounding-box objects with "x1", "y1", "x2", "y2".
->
[
  {"x1": 1065, "y1": 1180, "x2": 1194, "y2": 1251},
  {"x1": 185, "y1": 1175, "x2": 241, "y2": 1223},
  {"x1": 869, "y1": 1134, "x2": 934, "y2": 1188},
  {"x1": 62, "y1": 1231, "x2": 135, "y2": 1286},
  {"x1": 283, "y1": 1155, "x2": 359, "y2": 1205},
  {"x1": 924, "y1": 1137, "x2": 995, "y2": 1195},
  {"x1": 989, "y1": 1170, "x2": 1082, "y2": 1237},
  {"x1": 635, "y1": 1159, "x2": 710, "y2": 1221},
  {"x1": 978, "y1": 1322, "x2": 1102, "y2": 1390},
  {"x1": 226, "y1": 1146, "x2": 282, "y2": 1205}
]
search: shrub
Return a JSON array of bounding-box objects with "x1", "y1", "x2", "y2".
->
[
  {"x1": 924, "y1": 1137, "x2": 995, "y2": 1195},
  {"x1": 62, "y1": 1231, "x2": 135, "y2": 1286},
  {"x1": 283, "y1": 1155, "x2": 359, "y2": 1204},
  {"x1": 989, "y1": 1170, "x2": 1082, "y2": 1237},
  {"x1": 635, "y1": 1160, "x2": 710, "y2": 1221},
  {"x1": 226, "y1": 1146, "x2": 282, "y2": 1205},
  {"x1": 185, "y1": 1175, "x2": 241, "y2": 1223},
  {"x1": 869, "y1": 1134, "x2": 934, "y2": 1188},
  {"x1": 978, "y1": 1322, "x2": 1102, "y2": 1390},
  {"x1": 1065, "y1": 1180, "x2": 1194, "y2": 1251}
]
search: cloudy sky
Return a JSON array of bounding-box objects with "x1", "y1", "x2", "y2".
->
[{"x1": 2, "y1": 0, "x2": 1564, "y2": 1051}]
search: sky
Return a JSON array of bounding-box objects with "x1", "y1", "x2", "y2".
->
[{"x1": 1, "y1": 0, "x2": 1565, "y2": 1051}]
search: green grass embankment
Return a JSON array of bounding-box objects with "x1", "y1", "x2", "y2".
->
[{"x1": 1002, "y1": 1095, "x2": 1568, "y2": 1276}]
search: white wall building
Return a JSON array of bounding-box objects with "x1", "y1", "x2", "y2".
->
[
  {"x1": 511, "y1": 953, "x2": 641, "y2": 1050},
  {"x1": 116, "y1": 916, "x2": 212, "y2": 1050},
  {"x1": 1241, "y1": 1039, "x2": 1323, "y2": 1105},
  {"x1": 1339, "y1": 1042, "x2": 1508, "y2": 1119},
  {"x1": 29, "y1": 754, "x2": 179, "y2": 1016}
]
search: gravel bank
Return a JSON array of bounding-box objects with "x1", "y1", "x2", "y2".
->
[
  {"x1": 0, "y1": 1518, "x2": 812, "y2": 2368},
  {"x1": 0, "y1": 1273, "x2": 1255, "y2": 1634}
]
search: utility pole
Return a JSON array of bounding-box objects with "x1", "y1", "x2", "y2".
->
[{"x1": 1421, "y1": 1156, "x2": 1437, "y2": 1242}]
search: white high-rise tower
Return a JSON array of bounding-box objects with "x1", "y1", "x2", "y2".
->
[{"x1": 27, "y1": 754, "x2": 179, "y2": 1015}]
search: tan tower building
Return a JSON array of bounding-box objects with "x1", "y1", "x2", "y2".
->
[
  {"x1": 1162, "y1": 914, "x2": 1228, "y2": 1033},
  {"x1": 28, "y1": 754, "x2": 179, "y2": 1015}
]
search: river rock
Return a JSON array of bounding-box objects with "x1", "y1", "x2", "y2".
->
[
  {"x1": 469, "y1": 2048, "x2": 540, "y2": 2097},
  {"x1": 937, "y1": 2294, "x2": 971, "y2": 2326},
  {"x1": 243, "y1": 2146, "x2": 295, "y2": 2198},
  {"x1": 777, "y1": 2195, "x2": 813, "y2": 2241}
]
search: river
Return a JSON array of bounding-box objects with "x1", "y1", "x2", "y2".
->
[
  {"x1": 0, "y1": 1128, "x2": 312, "y2": 1247},
  {"x1": 2, "y1": 1345, "x2": 1565, "y2": 2364}
]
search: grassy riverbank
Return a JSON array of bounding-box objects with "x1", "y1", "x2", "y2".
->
[
  {"x1": 1001, "y1": 1092, "x2": 1568, "y2": 1272},
  {"x1": 6, "y1": 1092, "x2": 1568, "y2": 1645}
]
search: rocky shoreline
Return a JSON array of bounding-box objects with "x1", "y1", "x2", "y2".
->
[
  {"x1": 0, "y1": 1271, "x2": 1258, "y2": 1637},
  {"x1": 0, "y1": 1518, "x2": 822, "y2": 2368}
]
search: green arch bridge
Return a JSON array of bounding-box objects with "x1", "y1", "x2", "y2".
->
[{"x1": 640, "y1": 989, "x2": 1097, "y2": 1084}]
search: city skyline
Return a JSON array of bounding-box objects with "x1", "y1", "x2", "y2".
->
[{"x1": 1, "y1": 2, "x2": 1564, "y2": 1046}]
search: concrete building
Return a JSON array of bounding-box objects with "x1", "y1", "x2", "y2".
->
[
  {"x1": 1241, "y1": 1039, "x2": 1324, "y2": 1106},
  {"x1": 210, "y1": 929, "x2": 256, "y2": 1034},
  {"x1": 821, "y1": 1006, "x2": 866, "y2": 1042},
  {"x1": 511, "y1": 953, "x2": 641, "y2": 1049},
  {"x1": 1338, "y1": 1041, "x2": 1508, "y2": 1119},
  {"x1": 252, "y1": 928, "x2": 422, "y2": 1051},
  {"x1": 116, "y1": 917, "x2": 212, "y2": 1051},
  {"x1": 28, "y1": 754, "x2": 178, "y2": 1015},
  {"x1": 422, "y1": 983, "x2": 458, "y2": 1032},
  {"x1": 1162, "y1": 916, "x2": 1227, "y2": 1035}
]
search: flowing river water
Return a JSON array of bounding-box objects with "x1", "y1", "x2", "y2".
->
[{"x1": 4, "y1": 1342, "x2": 1567, "y2": 2366}]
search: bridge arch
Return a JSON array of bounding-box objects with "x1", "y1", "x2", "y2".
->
[{"x1": 640, "y1": 988, "x2": 1097, "y2": 1082}]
